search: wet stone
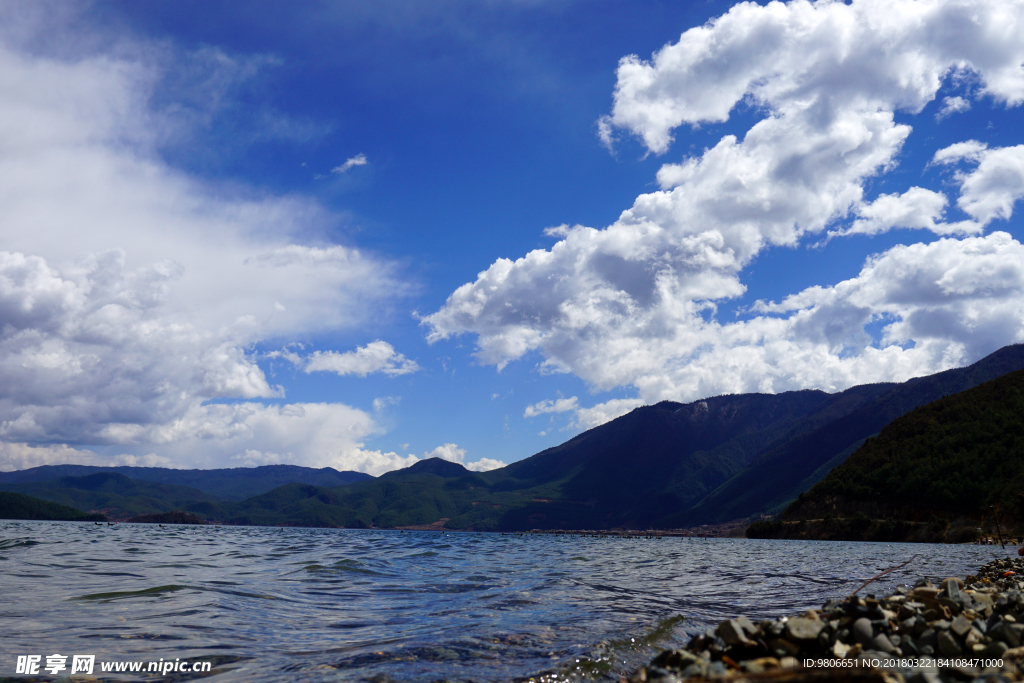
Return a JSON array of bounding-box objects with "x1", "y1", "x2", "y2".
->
[
  {"x1": 784, "y1": 617, "x2": 823, "y2": 641},
  {"x1": 951, "y1": 614, "x2": 973, "y2": 637},
  {"x1": 766, "y1": 638, "x2": 799, "y2": 657},
  {"x1": 735, "y1": 615, "x2": 757, "y2": 637},
  {"x1": 631, "y1": 556, "x2": 1024, "y2": 683},
  {"x1": 990, "y1": 621, "x2": 1021, "y2": 648},
  {"x1": 872, "y1": 633, "x2": 897, "y2": 654},
  {"x1": 901, "y1": 602, "x2": 925, "y2": 619},
  {"x1": 937, "y1": 596, "x2": 962, "y2": 615},
  {"x1": 741, "y1": 657, "x2": 778, "y2": 674},
  {"x1": 917, "y1": 629, "x2": 938, "y2": 649},
  {"x1": 715, "y1": 620, "x2": 751, "y2": 647},
  {"x1": 853, "y1": 617, "x2": 874, "y2": 647},
  {"x1": 647, "y1": 666, "x2": 680, "y2": 682},
  {"x1": 679, "y1": 663, "x2": 705, "y2": 678},
  {"x1": 938, "y1": 630, "x2": 963, "y2": 657},
  {"x1": 651, "y1": 650, "x2": 698, "y2": 670},
  {"x1": 984, "y1": 640, "x2": 1009, "y2": 658}
]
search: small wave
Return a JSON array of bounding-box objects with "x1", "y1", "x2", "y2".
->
[
  {"x1": 71, "y1": 584, "x2": 188, "y2": 602},
  {"x1": 300, "y1": 559, "x2": 385, "y2": 576}
]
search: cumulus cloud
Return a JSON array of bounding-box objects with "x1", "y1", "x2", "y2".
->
[
  {"x1": 832, "y1": 187, "x2": 978, "y2": 238},
  {"x1": 602, "y1": 0, "x2": 1024, "y2": 154},
  {"x1": 573, "y1": 398, "x2": 645, "y2": 430},
  {"x1": 934, "y1": 142, "x2": 1024, "y2": 226},
  {"x1": 426, "y1": 0, "x2": 1024, "y2": 428},
  {"x1": 331, "y1": 153, "x2": 368, "y2": 174},
  {"x1": 0, "y1": 442, "x2": 173, "y2": 472},
  {"x1": 0, "y1": 12, "x2": 411, "y2": 471},
  {"x1": 422, "y1": 442, "x2": 505, "y2": 472},
  {"x1": 305, "y1": 341, "x2": 420, "y2": 377},
  {"x1": 136, "y1": 401, "x2": 424, "y2": 474},
  {"x1": 523, "y1": 396, "x2": 578, "y2": 418},
  {"x1": 937, "y1": 95, "x2": 972, "y2": 120}
]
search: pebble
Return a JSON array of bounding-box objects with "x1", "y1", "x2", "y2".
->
[{"x1": 629, "y1": 557, "x2": 1024, "y2": 683}]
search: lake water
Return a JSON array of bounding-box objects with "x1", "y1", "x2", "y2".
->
[{"x1": 0, "y1": 521, "x2": 1014, "y2": 682}]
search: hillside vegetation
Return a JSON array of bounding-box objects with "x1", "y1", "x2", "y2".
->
[
  {"x1": 0, "y1": 473, "x2": 220, "y2": 520},
  {"x1": 0, "y1": 491, "x2": 107, "y2": 522},
  {"x1": 774, "y1": 367, "x2": 1024, "y2": 537},
  {"x1": 0, "y1": 464, "x2": 370, "y2": 501}
]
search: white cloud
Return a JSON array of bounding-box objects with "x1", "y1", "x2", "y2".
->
[
  {"x1": 934, "y1": 143, "x2": 1024, "y2": 226},
  {"x1": 0, "y1": 12, "x2": 411, "y2": 472},
  {"x1": 148, "y1": 401, "x2": 419, "y2": 475},
  {"x1": 425, "y1": 0, "x2": 1024, "y2": 428},
  {"x1": 755, "y1": 231, "x2": 1024, "y2": 359},
  {"x1": 424, "y1": 442, "x2": 466, "y2": 462},
  {"x1": 573, "y1": 398, "x2": 644, "y2": 430},
  {"x1": 305, "y1": 341, "x2": 420, "y2": 377},
  {"x1": 331, "y1": 153, "x2": 368, "y2": 174},
  {"x1": 937, "y1": 95, "x2": 972, "y2": 120},
  {"x1": 932, "y1": 140, "x2": 990, "y2": 165},
  {"x1": 0, "y1": 442, "x2": 174, "y2": 472},
  {"x1": 833, "y1": 187, "x2": 978, "y2": 238},
  {"x1": 372, "y1": 396, "x2": 400, "y2": 411},
  {"x1": 465, "y1": 458, "x2": 506, "y2": 472},
  {"x1": 603, "y1": 0, "x2": 1024, "y2": 154},
  {"x1": 422, "y1": 442, "x2": 505, "y2": 472},
  {"x1": 523, "y1": 396, "x2": 578, "y2": 418}
]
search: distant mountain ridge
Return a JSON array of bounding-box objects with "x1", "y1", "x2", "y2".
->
[
  {"x1": 0, "y1": 464, "x2": 372, "y2": 501},
  {"x1": 0, "y1": 491, "x2": 107, "y2": 522},
  {"x1": 3, "y1": 345, "x2": 1023, "y2": 530},
  {"x1": 0, "y1": 472, "x2": 220, "y2": 520}
]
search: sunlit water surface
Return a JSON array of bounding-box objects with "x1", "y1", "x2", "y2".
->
[{"x1": 0, "y1": 521, "x2": 1013, "y2": 681}]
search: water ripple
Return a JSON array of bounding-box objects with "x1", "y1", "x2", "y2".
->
[{"x1": 1, "y1": 520, "x2": 1015, "y2": 682}]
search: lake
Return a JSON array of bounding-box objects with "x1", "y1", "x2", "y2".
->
[{"x1": 0, "y1": 521, "x2": 1013, "y2": 681}]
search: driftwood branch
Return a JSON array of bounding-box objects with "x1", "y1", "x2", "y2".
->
[{"x1": 849, "y1": 554, "x2": 919, "y2": 598}]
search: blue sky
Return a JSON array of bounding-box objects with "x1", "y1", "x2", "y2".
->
[{"x1": 1, "y1": 0, "x2": 1022, "y2": 474}]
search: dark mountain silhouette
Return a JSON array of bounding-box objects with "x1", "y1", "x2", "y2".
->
[
  {"x1": 0, "y1": 472, "x2": 219, "y2": 520},
  {"x1": 4, "y1": 345, "x2": 1023, "y2": 531},
  {"x1": 481, "y1": 388, "x2": 883, "y2": 529},
  {"x1": 0, "y1": 491, "x2": 107, "y2": 522},
  {"x1": 0, "y1": 464, "x2": 372, "y2": 501},
  {"x1": 381, "y1": 457, "x2": 470, "y2": 479},
  {"x1": 782, "y1": 367, "x2": 1024, "y2": 524},
  {"x1": 679, "y1": 343, "x2": 1024, "y2": 525}
]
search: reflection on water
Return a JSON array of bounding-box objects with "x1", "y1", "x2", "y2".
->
[{"x1": 0, "y1": 521, "x2": 1013, "y2": 681}]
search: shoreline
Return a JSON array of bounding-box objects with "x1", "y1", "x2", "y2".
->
[{"x1": 629, "y1": 557, "x2": 1024, "y2": 683}]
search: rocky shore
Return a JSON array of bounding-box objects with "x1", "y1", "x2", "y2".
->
[{"x1": 629, "y1": 558, "x2": 1024, "y2": 683}]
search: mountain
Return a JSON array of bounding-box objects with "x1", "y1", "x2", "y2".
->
[
  {"x1": 5, "y1": 345, "x2": 1023, "y2": 531},
  {"x1": 193, "y1": 483, "x2": 368, "y2": 528},
  {"x1": 0, "y1": 464, "x2": 372, "y2": 501},
  {"x1": 0, "y1": 491, "x2": 107, "y2": 522},
  {"x1": 380, "y1": 457, "x2": 471, "y2": 479},
  {"x1": 679, "y1": 343, "x2": 1024, "y2": 525},
  {"x1": 478, "y1": 388, "x2": 877, "y2": 529},
  {"x1": 0, "y1": 472, "x2": 220, "y2": 520},
  {"x1": 777, "y1": 366, "x2": 1024, "y2": 529}
]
